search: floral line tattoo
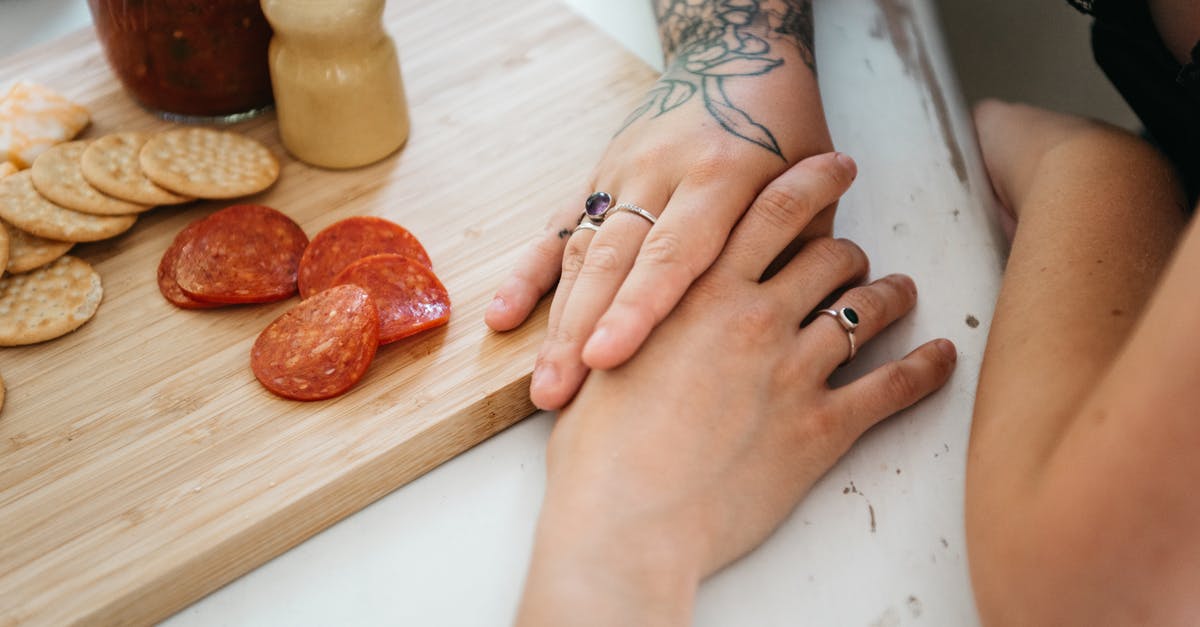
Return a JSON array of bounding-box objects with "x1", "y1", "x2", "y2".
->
[{"x1": 618, "y1": 0, "x2": 815, "y2": 159}]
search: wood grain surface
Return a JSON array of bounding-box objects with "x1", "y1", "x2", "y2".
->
[{"x1": 0, "y1": 1, "x2": 656, "y2": 624}]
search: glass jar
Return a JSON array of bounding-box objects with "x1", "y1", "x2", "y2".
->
[{"x1": 87, "y1": 0, "x2": 274, "y2": 123}]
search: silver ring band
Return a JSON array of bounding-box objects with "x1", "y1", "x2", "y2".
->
[
  {"x1": 611, "y1": 203, "x2": 657, "y2": 226},
  {"x1": 817, "y1": 307, "x2": 859, "y2": 362},
  {"x1": 573, "y1": 221, "x2": 601, "y2": 234}
]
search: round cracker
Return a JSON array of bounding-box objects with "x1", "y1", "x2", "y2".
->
[
  {"x1": 0, "y1": 255, "x2": 102, "y2": 346},
  {"x1": 0, "y1": 221, "x2": 9, "y2": 280},
  {"x1": 81, "y1": 132, "x2": 193, "y2": 206},
  {"x1": 0, "y1": 171, "x2": 137, "y2": 242},
  {"x1": 2, "y1": 218, "x2": 73, "y2": 274},
  {"x1": 140, "y1": 129, "x2": 279, "y2": 199},
  {"x1": 32, "y1": 141, "x2": 153, "y2": 216}
]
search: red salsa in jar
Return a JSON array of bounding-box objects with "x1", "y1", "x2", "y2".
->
[{"x1": 87, "y1": 0, "x2": 274, "y2": 122}]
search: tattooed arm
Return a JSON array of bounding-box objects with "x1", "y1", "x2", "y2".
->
[
  {"x1": 489, "y1": 0, "x2": 839, "y2": 411},
  {"x1": 640, "y1": 0, "x2": 819, "y2": 157}
]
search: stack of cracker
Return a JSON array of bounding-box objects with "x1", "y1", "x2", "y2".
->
[
  {"x1": 0, "y1": 82, "x2": 285, "y2": 414},
  {"x1": 0, "y1": 127, "x2": 279, "y2": 353},
  {"x1": 0, "y1": 80, "x2": 91, "y2": 170}
]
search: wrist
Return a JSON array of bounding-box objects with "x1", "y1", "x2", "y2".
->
[
  {"x1": 663, "y1": 22, "x2": 815, "y2": 79},
  {"x1": 517, "y1": 485, "x2": 705, "y2": 626}
]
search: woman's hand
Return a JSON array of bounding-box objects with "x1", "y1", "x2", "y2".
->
[
  {"x1": 516, "y1": 153, "x2": 957, "y2": 626},
  {"x1": 485, "y1": 0, "x2": 835, "y2": 410}
]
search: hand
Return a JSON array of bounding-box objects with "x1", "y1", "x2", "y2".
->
[
  {"x1": 485, "y1": 3, "x2": 834, "y2": 410},
  {"x1": 517, "y1": 153, "x2": 957, "y2": 625}
]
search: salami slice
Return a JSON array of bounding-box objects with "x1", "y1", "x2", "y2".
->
[
  {"x1": 158, "y1": 219, "x2": 225, "y2": 310},
  {"x1": 331, "y1": 253, "x2": 451, "y2": 344},
  {"x1": 297, "y1": 216, "x2": 432, "y2": 299},
  {"x1": 251, "y1": 284, "x2": 380, "y2": 401},
  {"x1": 175, "y1": 204, "x2": 309, "y2": 304}
]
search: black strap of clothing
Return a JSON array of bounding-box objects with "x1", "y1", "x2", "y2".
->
[{"x1": 1068, "y1": 0, "x2": 1200, "y2": 202}]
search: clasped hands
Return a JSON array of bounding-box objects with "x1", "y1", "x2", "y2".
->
[
  {"x1": 487, "y1": 148, "x2": 955, "y2": 417},
  {"x1": 501, "y1": 152, "x2": 956, "y2": 623}
]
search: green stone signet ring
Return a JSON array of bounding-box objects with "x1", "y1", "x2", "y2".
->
[{"x1": 817, "y1": 307, "x2": 859, "y2": 362}]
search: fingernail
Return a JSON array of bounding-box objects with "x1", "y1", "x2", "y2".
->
[
  {"x1": 936, "y1": 339, "x2": 957, "y2": 361},
  {"x1": 584, "y1": 326, "x2": 611, "y2": 356},
  {"x1": 835, "y1": 152, "x2": 858, "y2": 179},
  {"x1": 531, "y1": 362, "x2": 559, "y2": 391},
  {"x1": 487, "y1": 295, "x2": 508, "y2": 317}
]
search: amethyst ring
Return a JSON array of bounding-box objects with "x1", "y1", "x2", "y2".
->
[
  {"x1": 583, "y1": 191, "x2": 614, "y2": 224},
  {"x1": 575, "y1": 192, "x2": 657, "y2": 234}
]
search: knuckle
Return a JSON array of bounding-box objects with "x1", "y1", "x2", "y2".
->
[
  {"x1": 848, "y1": 284, "x2": 887, "y2": 321},
  {"x1": 630, "y1": 143, "x2": 672, "y2": 173},
  {"x1": 836, "y1": 238, "x2": 869, "y2": 270},
  {"x1": 560, "y1": 240, "x2": 589, "y2": 277},
  {"x1": 685, "y1": 151, "x2": 735, "y2": 186},
  {"x1": 797, "y1": 401, "x2": 845, "y2": 448},
  {"x1": 581, "y1": 242, "x2": 624, "y2": 275},
  {"x1": 640, "y1": 229, "x2": 688, "y2": 269},
  {"x1": 753, "y1": 184, "x2": 815, "y2": 232},
  {"x1": 769, "y1": 355, "x2": 804, "y2": 390},
  {"x1": 544, "y1": 324, "x2": 579, "y2": 347},
  {"x1": 805, "y1": 237, "x2": 857, "y2": 274},
  {"x1": 732, "y1": 299, "x2": 783, "y2": 342},
  {"x1": 531, "y1": 233, "x2": 565, "y2": 265},
  {"x1": 883, "y1": 362, "x2": 921, "y2": 401}
]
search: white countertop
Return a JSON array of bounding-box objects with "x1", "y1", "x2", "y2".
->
[{"x1": 1, "y1": 1, "x2": 1001, "y2": 624}]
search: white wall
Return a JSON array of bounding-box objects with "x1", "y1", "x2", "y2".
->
[{"x1": 934, "y1": 0, "x2": 1138, "y2": 128}]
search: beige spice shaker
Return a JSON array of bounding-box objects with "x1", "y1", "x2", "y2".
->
[{"x1": 262, "y1": 0, "x2": 410, "y2": 169}]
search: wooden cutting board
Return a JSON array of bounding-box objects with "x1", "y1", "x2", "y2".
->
[{"x1": 0, "y1": 1, "x2": 655, "y2": 624}]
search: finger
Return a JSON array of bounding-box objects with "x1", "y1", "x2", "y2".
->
[
  {"x1": 717, "y1": 152, "x2": 857, "y2": 280},
  {"x1": 581, "y1": 181, "x2": 759, "y2": 370},
  {"x1": 486, "y1": 201, "x2": 586, "y2": 332},
  {"x1": 827, "y1": 339, "x2": 957, "y2": 438},
  {"x1": 531, "y1": 201, "x2": 662, "y2": 410},
  {"x1": 765, "y1": 237, "x2": 869, "y2": 319},
  {"x1": 530, "y1": 226, "x2": 597, "y2": 408},
  {"x1": 798, "y1": 274, "x2": 919, "y2": 377}
]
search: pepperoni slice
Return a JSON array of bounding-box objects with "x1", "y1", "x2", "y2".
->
[
  {"x1": 158, "y1": 220, "x2": 225, "y2": 309},
  {"x1": 331, "y1": 253, "x2": 451, "y2": 344},
  {"x1": 297, "y1": 216, "x2": 432, "y2": 299},
  {"x1": 175, "y1": 204, "x2": 309, "y2": 304},
  {"x1": 251, "y1": 284, "x2": 380, "y2": 401}
]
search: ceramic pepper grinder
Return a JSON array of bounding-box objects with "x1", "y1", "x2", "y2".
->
[{"x1": 262, "y1": 0, "x2": 410, "y2": 169}]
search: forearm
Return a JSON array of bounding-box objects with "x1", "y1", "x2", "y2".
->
[
  {"x1": 1018, "y1": 213, "x2": 1200, "y2": 627},
  {"x1": 966, "y1": 114, "x2": 1192, "y2": 624},
  {"x1": 967, "y1": 123, "x2": 1186, "y2": 495},
  {"x1": 972, "y1": 215, "x2": 1200, "y2": 627}
]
